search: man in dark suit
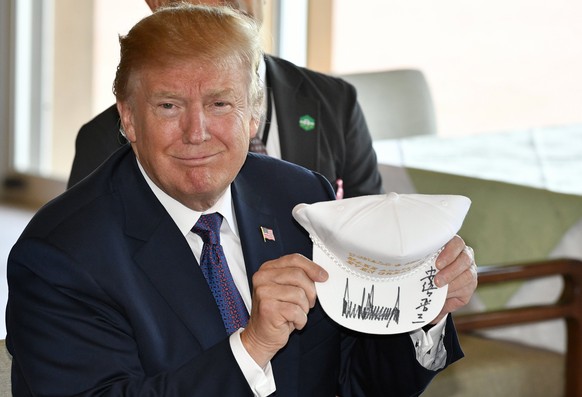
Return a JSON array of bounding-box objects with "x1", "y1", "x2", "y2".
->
[
  {"x1": 7, "y1": 5, "x2": 476, "y2": 396},
  {"x1": 67, "y1": 0, "x2": 382, "y2": 199}
]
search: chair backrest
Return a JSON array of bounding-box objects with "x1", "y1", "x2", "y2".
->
[
  {"x1": 339, "y1": 69, "x2": 437, "y2": 140},
  {"x1": 0, "y1": 339, "x2": 11, "y2": 395}
]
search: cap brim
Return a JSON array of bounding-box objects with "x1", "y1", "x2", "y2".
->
[{"x1": 313, "y1": 243, "x2": 448, "y2": 335}]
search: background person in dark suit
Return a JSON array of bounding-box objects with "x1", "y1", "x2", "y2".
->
[
  {"x1": 7, "y1": 4, "x2": 477, "y2": 396},
  {"x1": 67, "y1": 0, "x2": 383, "y2": 199}
]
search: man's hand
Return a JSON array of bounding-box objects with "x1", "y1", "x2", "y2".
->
[
  {"x1": 240, "y1": 254, "x2": 328, "y2": 368},
  {"x1": 430, "y1": 235, "x2": 478, "y2": 324}
]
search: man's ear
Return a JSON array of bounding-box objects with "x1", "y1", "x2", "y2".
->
[
  {"x1": 117, "y1": 101, "x2": 137, "y2": 143},
  {"x1": 249, "y1": 116, "x2": 260, "y2": 139}
]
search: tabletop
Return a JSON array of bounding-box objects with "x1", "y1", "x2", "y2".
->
[{"x1": 373, "y1": 123, "x2": 582, "y2": 195}]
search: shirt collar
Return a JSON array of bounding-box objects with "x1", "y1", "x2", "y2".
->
[{"x1": 136, "y1": 159, "x2": 238, "y2": 238}]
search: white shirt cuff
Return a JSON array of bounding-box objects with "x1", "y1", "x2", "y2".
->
[
  {"x1": 229, "y1": 328, "x2": 276, "y2": 397},
  {"x1": 409, "y1": 315, "x2": 448, "y2": 370}
]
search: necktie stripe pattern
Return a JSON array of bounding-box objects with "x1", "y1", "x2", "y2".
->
[{"x1": 192, "y1": 213, "x2": 249, "y2": 334}]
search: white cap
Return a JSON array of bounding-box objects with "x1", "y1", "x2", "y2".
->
[{"x1": 292, "y1": 192, "x2": 471, "y2": 334}]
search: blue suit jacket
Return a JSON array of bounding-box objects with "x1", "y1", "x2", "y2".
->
[{"x1": 7, "y1": 147, "x2": 462, "y2": 396}]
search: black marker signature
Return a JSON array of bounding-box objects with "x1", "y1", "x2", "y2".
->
[{"x1": 342, "y1": 278, "x2": 400, "y2": 328}]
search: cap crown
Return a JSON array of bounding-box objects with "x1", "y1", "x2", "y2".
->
[{"x1": 293, "y1": 193, "x2": 471, "y2": 280}]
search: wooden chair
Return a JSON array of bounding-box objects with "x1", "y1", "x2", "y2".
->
[{"x1": 423, "y1": 258, "x2": 582, "y2": 397}]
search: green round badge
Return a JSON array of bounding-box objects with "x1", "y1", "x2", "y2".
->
[{"x1": 299, "y1": 115, "x2": 316, "y2": 131}]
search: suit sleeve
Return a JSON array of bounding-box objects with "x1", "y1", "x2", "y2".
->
[
  {"x1": 338, "y1": 316, "x2": 464, "y2": 396},
  {"x1": 67, "y1": 106, "x2": 127, "y2": 189},
  {"x1": 6, "y1": 238, "x2": 254, "y2": 397}
]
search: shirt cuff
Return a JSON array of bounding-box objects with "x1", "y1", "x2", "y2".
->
[
  {"x1": 229, "y1": 328, "x2": 276, "y2": 397},
  {"x1": 409, "y1": 315, "x2": 448, "y2": 370}
]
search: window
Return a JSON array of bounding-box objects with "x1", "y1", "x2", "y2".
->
[
  {"x1": 307, "y1": 0, "x2": 582, "y2": 136},
  {"x1": 2, "y1": 0, "x2": 150, "y2": 206},
  {"x1": 2, "y1": 0, "x2": 283, "y2": 207}
]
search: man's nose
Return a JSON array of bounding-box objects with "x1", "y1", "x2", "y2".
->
[{"x1": 182, "y1": 111, "x2": 209, "y2": 144}]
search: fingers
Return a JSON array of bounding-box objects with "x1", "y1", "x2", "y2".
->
[
  {"x1": 242, "y1": 254, "x2": 327, "y2": 366},
  {"x1": 253, "y1": 255, "x2": 328, "y2": 311},
  {"x1": 259, "y1": 253, "x2": 329, "y2": 283},
  {"x1": 435, "y1": 235, "x2": 465, "y2": 270},
  {"x1": 431, "y1": 257, "x2": 478, "y2": 323},
  {"x1": 445, "y1": 263, "x2": 478, "y2": 300},
  {"x1": 434, "y1": 235, "x2": 474, "y2": 288},
  {"x1": 253, "y1": 276, "x2": 312, "y2": 316},
  {"x1": 432, "y1": 236, "x2": 478, "y2": 319},
  {"x1": 252, "y1": 292, "x2": 310, "y2": 330}
]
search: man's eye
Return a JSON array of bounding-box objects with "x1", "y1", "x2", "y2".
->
[
  {"x1": 161, "y1": 103, "x2": 174, "y2": 109},
  {"x1": 214, "y1": 101, "x2": 227, "y2": 107}
]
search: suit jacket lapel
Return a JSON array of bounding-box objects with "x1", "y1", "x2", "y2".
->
[
  {"x1": 231, "y1": 170, "x2": 285, "y2": 289},
  {"x1": 114, "y1": 150, "x2": 300, "y2": 360},
  {"x1": 117, "y1": 153, "x2": 227, "y2": 349},
  {"x1": 265, "y1": 55, "x2": 320, "y2": 172},
  {"x1": 134, "y1": 221, "x2": 228, "y2": 349},
  {"x1": 231, "y1": 164, "x2": 301, "y2": 392},
  {"x1": 116, "y1": 150, "x2": 305, "y2": 384}
]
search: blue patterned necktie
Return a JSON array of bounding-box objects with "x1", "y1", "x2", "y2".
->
[{"x1": 192, "y1": 213, "x2": 249, "y2": 334}]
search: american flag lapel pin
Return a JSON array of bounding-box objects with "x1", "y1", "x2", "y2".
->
[{"x1": 260, "y1": 226, "x2": 275, "y2": 242}]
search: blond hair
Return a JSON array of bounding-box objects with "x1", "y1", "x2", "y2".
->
[{"x1": 114, "y1": 2, "x2": 263, "y2": 119}]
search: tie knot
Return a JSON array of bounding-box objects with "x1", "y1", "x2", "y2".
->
[{"x1": 192, "y1": 213, "x2": 223, "y2": 245}]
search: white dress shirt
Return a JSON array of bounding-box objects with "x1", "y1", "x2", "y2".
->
[{"x1": 137, "y1": 160, "x2": 448, "y2": 397}]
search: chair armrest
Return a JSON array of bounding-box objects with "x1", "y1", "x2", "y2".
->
[
  {"x1": 455, "y1": 258, "x2": 582, "y2": 331},
  {"x1": 454, "y1": 258, "x2": 582, "y2": 397}
]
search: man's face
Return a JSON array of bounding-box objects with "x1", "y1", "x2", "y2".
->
[
  {"x1": 118, "y1": 59, "x2": 258, "y2": 211},
  {"x1": 146, "y1": 0, "x2": 264, "y2": 22}
]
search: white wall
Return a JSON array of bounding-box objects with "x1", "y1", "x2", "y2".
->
[
  {"x1": 0, "y1": 0, "x2": 12, "y2": 186},
  {"x1": 330, "y1": 0, "x2": 582, "y2": 136},
  {"x1": 92, "y1": 0, "x2": 151, "y2": 115},
  {"x1": 92, "y1": 0, "x2": 277, "y2": 115}
]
